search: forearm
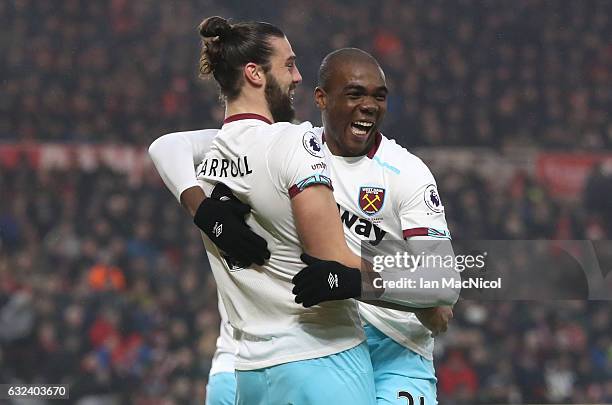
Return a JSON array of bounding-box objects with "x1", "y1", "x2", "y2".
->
[
  {"x1": 360, "y1": 258, "x2": 421, "y2": 312},
  {"x1": 292, "y1": 185, "x2": 359, "y2": 265},
  {"x1": 367, "y1": 267, "x2": 459, "y2": 308},
  {"x1": 363, "y1": 239, "x2": 460, "y2": 308},
  {"x1": 148, "y1": 129, "x2": 217, "y2": 203},
  {"x1": 180, "y1": 186, "x2": 206, "y2": 217},
  {"x1": 359, "y1": 265, "x2": 431, "y2": 312}
]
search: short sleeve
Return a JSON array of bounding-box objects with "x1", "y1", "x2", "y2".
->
[
  {"x1": 267, "y1": 125, "x2": 333, "y2": 198},
  {"x1": 397, "y1": 162, "x2": 451, "y2": 240}
]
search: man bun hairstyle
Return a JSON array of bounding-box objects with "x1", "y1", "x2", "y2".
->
[
  {"x1": 198, "y1": 16, "x2": 231, "y2": 76},
  {"x1": 199, "y1": 16, "x2": 232, "y2": 39},
  {"x1": 198, "y1": 16, "x2": 285, "y2": 101}
]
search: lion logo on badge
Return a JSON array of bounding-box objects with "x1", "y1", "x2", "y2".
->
[
  {"x1": 302, "y1": 131, "x2": 324, "y2": 158},
  {"x1": 424, "y1": 184, "x2": 443, "y2": 213}
]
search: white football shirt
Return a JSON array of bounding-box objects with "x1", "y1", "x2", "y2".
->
[
  {"x1": 148, "y1": 122, "x2": 451, "y2": 367},
  {"x1": 311, "y1": 128, "x2": 451, "y2": 360},
  {"x1": 208, "y1": 292, "x2": 237, "y2": 375},
  {"x1": 194, "y1": 114, "x2": 364, "y2": 370}
]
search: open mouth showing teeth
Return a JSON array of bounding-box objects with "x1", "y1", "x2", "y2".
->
[{"x1": 350, "y1": 121, "x2": 374, "y2": 136}]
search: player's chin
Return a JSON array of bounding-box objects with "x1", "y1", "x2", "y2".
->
[
  {"x1": 347, "y1": 124, "x2": 377, "y2": 147},
  {"x1": 342, "y1": 131, "x2": 369, "y2": 156}
]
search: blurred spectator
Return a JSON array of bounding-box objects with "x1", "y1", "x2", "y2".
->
[
  {"x1": 583, "y1": 161, "x2": 612, "y2": 236},
  {"x1": 0, "y1": 290, "x2": 34, "y2": 343},
  {"x1": 88, "y1": 264, "x2": 126, "y2": 292},
  {"x1": 438, "y1": 350, "x2": 478, "y2": 402},
  {"x1": 0, "y1": 159, "x2": 610, "y2": 403},
  {"x1": 2, "y1": 0, "x2": 611, "y2": 148}
]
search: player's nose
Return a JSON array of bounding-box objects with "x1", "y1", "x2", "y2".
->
[
  {"x1": 359, "y1": 98, "x2": 378, "y2": 115},
  {"x1": 293, "y1": 65, "x2": 302, "y2": 85}
]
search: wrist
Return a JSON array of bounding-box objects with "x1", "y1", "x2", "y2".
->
[
  {"x1": 343, "y1": 265, "x2": 363, "y2": 299},
  {"x1": 193, "y1": 197, "x2": 216, "y2": 230},
  {"x1": 180, "y1": 186, "x2": 206, "y2": 217},
  {"x1": 360, "y1": 270, "x2": 383, "y2": 299}
]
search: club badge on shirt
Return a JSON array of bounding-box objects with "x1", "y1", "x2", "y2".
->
[{"x1": 359, "y1": 186, "x2": 385, "y2": 216}]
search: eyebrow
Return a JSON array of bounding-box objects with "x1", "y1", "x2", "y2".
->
[
  {"x1": 286, "y1": 55, "x2": 296, "y2": 63},
  {"x1": 343, "y1": 84, "x2": 388, "y2": 94}
]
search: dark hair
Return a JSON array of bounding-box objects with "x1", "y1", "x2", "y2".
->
[{"x1": 198, "y1": 16, "x2": 285, "y2": 101}]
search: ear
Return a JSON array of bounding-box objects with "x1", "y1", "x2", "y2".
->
[
  {"x1": 244, "y1": 62, "x2": 265, "y2": 87},
  {"x1": 314, "y1": 87, "x2": 327, "y2": 110}
]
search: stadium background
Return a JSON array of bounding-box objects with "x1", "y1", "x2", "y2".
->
[{"x1": 1, "y1": 0, "x2": 611, "y2": 404}]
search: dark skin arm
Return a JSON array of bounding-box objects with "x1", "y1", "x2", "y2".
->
[{"x1": 180, "y1": 186, "x2": 206, "y2": 217}]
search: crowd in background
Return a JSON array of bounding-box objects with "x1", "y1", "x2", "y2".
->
[
  {"x1": 1, "y1": 163, "x2": 611, "y2": 404},
  {"x1": 2, "y1": 0, "x2": 611, "y2": 148},
  {"x1": 2, "y1": 0, "x2": 612, "y2": 404}
]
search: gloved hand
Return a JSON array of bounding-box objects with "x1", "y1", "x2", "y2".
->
[
  {"x1": 194, "y1": 183, "x2": 270, "y2": 266},
  {"x1": 292, "y1": 253, "x2": 361, "y2": 307}
]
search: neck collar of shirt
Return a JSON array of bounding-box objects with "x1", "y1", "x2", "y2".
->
[
  {"x1": 321, "y1": 131, "x2": 382, "y2": 159},
  {"x1": 223, "y1": 113, "x2": 273, "y2": 125}
]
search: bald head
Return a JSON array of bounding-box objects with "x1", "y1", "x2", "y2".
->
[
  {"x1": 318, "y1": 48, "x2": 383, "y2": 90},
  {"x1": 314, "y1": 47, "x2": 388, "y2": 157}
]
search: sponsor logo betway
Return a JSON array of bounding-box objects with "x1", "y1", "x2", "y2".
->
[{"x1": 337, "y1": 204, "x2": 387, "y2": 245}]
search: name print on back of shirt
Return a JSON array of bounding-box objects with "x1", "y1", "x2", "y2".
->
[{"x1": 198, "y1": 156, "x2": 253, "y2": 178}]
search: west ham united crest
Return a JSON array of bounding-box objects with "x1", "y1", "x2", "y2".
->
[{"x1": 359, "y1": 186, "x2": 385, "y2": 216}]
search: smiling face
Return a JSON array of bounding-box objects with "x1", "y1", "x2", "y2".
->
[
  {"x1": 264, "y1": 36, "x2": 302, "y2": 122},
  {"x1": 315, "y1": 59, "x2": 388, "y2": 156}
]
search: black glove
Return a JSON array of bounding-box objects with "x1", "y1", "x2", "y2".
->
[
  {"x1": 194, "y1": 183, "x2": 270, "y2": 266},
  {"x1": 291, "y1": 253, "x2": 362, "y2": 307}
]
